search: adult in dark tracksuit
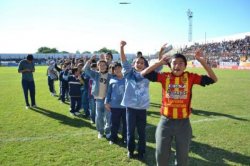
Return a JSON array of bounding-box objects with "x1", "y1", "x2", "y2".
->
[{"x1": 18, "y1": 54, "x2": 36, "y2": 109}]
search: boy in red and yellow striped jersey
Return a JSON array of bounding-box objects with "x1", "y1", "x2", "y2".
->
[{"x1": 141, "y1": 48, "x2": 218, "y2": 166}]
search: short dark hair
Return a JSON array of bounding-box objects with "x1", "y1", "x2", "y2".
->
[
  {"x1": 71, "y1": 67, "x2": 78, "y2": 74},
  {"x1": 91, "y1": 59, "x2": 97, "y2": 64},
  {"x1": 90, "y1": 63, "x2": 97, "y2": 68},
  {"x1": 113, "y1": 62, "x2": 122, "y2": 68},
  {"x1": 172, "y1": 53, "x2": 187, "y2": 66},
  {"x1": 106, "y1": 52, "x2": 113, "y2": 60},
  {"x1": 132, "y1": 56, "x2": 149, "y2": 68},
  {"x1": 137, "y1": 51, "x2": 143, "y2": 57},
  {"x1": 27, "y1": 54, "x2": 33, "y2": 61}
]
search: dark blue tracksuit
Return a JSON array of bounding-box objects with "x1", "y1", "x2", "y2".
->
[
  {"x1": 68, "y1": 75, "x2": 82, "y2": 113},
  {"x1": 60, "y1": 69, "x2": 69, "y2": 102}
]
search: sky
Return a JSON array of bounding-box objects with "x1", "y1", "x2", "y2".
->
[{"x1": 0, "y1": 0, "x2": 249, "y2": 54}]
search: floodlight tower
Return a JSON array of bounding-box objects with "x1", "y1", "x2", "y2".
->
[{"x1": 187, "y1": 9, "x2": 193, "y2": 42}]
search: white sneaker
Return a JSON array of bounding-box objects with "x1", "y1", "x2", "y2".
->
[
  {"x1": 98, "y1": 133, "x2": 103, "y2": 139},
  {"x1": 74, "y1": 112, "x2": 81, "y2": 116},
  {"x1": 106, "y1": 133, "x2": 111, "y2": 139},
  {"x1": 25, "y1": 106, "x2": 30, "y2": 109},
  {"x1": 109, "y1": 141, "x2": 114, "y2": 145},
  {"x1": 32, "y1": 105, "x2": 37, "y2": 108}
]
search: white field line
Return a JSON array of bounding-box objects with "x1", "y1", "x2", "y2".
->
[
  {"x1": 191, "y1": 115, "x2": 250, "y2": 123},
  {"x1": 1, "y1": 115, "x2": 249, "y2": 143},
  {"x1": 0, "y1": 131, "x2": 96, "y2": 143}
]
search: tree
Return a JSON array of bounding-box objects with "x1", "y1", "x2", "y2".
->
[
  {"x1": 96, "y1": 47, "x2": 118, "y2": 54},
  {"x1": 37, "y1": 47, "x2": 59, "y2": 53},
  {"x1": 82, "y1": 51, "x2": 91, "y2": 54},
  {"x1": 60, "y1": 51, "x2": 69, "y2": 54}
]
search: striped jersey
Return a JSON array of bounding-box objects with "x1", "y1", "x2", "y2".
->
[{"x1": 146, "y1": 71, "x2": 203, "y2": 119}]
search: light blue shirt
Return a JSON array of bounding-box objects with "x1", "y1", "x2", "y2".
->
[
  {"x1": 105, "y1": 76, "x2": 126, "y2": 109},
  {"x1": 121, "y1": 60, "x2": 150, "y2": 110}
]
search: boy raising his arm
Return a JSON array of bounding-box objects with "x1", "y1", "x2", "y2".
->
[{"x1": 141, "y1": 48, "x2": 217, "y2": 166}]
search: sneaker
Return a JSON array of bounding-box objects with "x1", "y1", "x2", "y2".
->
[
  {"x1": 31, "y1": 105, "x2": 37, "y2": 108},
  {"x1": 109, "y1": 141, "x2": 114, "y2": 145},
  {"x1": 123, "y1": 140, "x2": 127, "y2": 144},
  {"x1": 25, "y1": 106, "x2": 30, "y2": 109},
  {"x1": 74, "y1": 112, "x2": 81, "y2": 116},
  {"x1": 98, "y1": 133, "x2": 103, "y2": 139},
  {"x1": 127, "y1": 152, "x2": 134, "y2": 159},
  {"x1": 105, "y1": 133, "x2": 111, "y2": 139}
]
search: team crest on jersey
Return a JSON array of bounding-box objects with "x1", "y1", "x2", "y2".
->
[{"x1": 181, "y1": 77, "x2": 187, "y2": 83}]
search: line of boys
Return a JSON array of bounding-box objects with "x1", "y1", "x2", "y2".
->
[{"x1": 51, "y1": 40, "x2": 217, "y2": 165}]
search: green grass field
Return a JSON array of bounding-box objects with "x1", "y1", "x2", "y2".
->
[{"x1": 0, "y1": 66, "x2": 250, "y2": 166}]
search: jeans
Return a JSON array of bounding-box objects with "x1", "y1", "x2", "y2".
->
[
  {"x1": 60, "y1": 86, "x2": 69, "y2": 102},
  {"x1": 155, "y1": 116, "x2": 192, "y2": 166},
  {"x1": 89, "y1": 97, "x2": 96, "y2": 123},
  {"x1": 95, "y1": 99, "x2": 111, "y2": 135},
  {"x1": 110, "y1": 108, "x2": 127, "y2": 142},
  {"x1": 81, "y1": 88, "x2": 90, "y2": 116},
  {"x1": 70, "y1": 97, "x2": 81, "y2": 113},
  {"x1": 22, "y1": 79, "x2": 36, "y2": 106},
  {"x1": 126, "y1": 107, "x2": 146, "y2": 154},
  {"x1": 48, "y1": 76, "x2": 55, "y2": 93}
]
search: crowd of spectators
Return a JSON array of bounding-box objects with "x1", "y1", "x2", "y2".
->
[
  {"x1": 1, "y1": 36, "x2": 250, "y2": 68},
  {"x1": 181, "y1": 35, "x2": 250, "y2": 67}
]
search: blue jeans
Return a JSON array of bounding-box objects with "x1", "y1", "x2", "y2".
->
[
  {"x1": 70, "y1": 97, "x2": 81, "y2": 113},
  {"x1": 60, "y1": 86, "x2": 69, "y2": 102},
  {"x1": 126, "y1": 107, "x2": 146, "y2": 154},
  {"x1": 81, "y1": 88, "x2": 90, "y2": 116},
  {"x1": 89, "y1": 97, "x2": 96, "y2": 123},
  {"x1": 110, "y1": 108, "x2": 127, "y2": 142},
  {"x1": 48, "y1": 76, "x2": 55, "y2": 93},
  {"x1": 95, "y1": 99, "x2": 111, "y2": 135},
  {"x1": 155, "y1": 116, "x2": 192, "y2": 166},
  {"x1": 22, "y1": 79, "x2": 36, "y2": 106}
]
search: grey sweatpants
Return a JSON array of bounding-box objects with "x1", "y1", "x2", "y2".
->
[{"x1": 155, "y1": 116, "x2": 192, "y2": 166}]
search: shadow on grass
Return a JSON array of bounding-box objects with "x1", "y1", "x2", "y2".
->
[
  {"x1": 150, "y1": 102, "x2": 161, "y2": 108},
  {"x1": 61, "y1": 101, "x2": 70, "y2": 105},
  {"x1": 111, "y1": 123, "x2": 157, "y2": 165},
  {"x1": 147, "y1": 102, "x2": 161, "y2": 118},
  {"x1": 189, "y1": 140, "x2": 250, "y2": 165},
  {"x1": 30, "y1": 106, "x2": 95, "y2": 129},
  {"x1": 144, "y1": 124, "x2": 157, "y2": 165},
  {"x1": 192, "y1": 109, "x2": 249, "y2": 121}
]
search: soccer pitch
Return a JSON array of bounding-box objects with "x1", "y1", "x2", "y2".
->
[{"x1": 0, "y1": 66, "x2": 249, "y2": 166}]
